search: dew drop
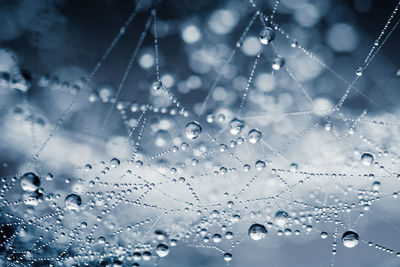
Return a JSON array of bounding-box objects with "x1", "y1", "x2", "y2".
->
[
  {"x1": 361, "y1": 153, "x2": 374, "y2": 166},
  {"x1": 229, "y1": 118, "x2": 245, "y2": 135},
  {"x1": 225, "y1": 231, "x2": 233, "y2": 239},
  {"x1": 372, "y1": 181, "x2": 380, "y2": 191},
  {"x1": 259, "y1": 27, "x2": 275, "y2": 45},
  {"x1": 110, "y1": 158, "x2": 120, "y2": 168},
  {"x1": 213, "y1": 233, "x2": 222, "y2": 243},
  {"x1": 156, "y1": 243, "x2": 169, "y2": 257},
  {"x1": 255, "y1": 160, "x2": 266, "y2": 171},
  {"x1": 342, "y1": 231, "x2": 359, "y2": 248},
  {"x1": 320, "y1": 232, "x2": 328, "y2": 239},
  {"x1": 274, "y1": 210, "x2": 290, "y2": 227},
  {"x1": 324, "y1": 122, "x2": 332, "y2": 131},
  {"x1": 272, "y1": 57, "x2": 285, "y2": 70},
  {"x1": 65, "y1": 193, "x2": 82, "y2": 211},
  {"x1": 142, "y1": 251, "x2": 151, "y2": 261},
  {"x1": 152, "y1": 81, "x2": 163, "y2": 91},
  {"x1": 185, "y1": 121, "x2": 202, "y2": 140},
  {"x1": 223, "y1": 253, "x2": 232, "y2": 262},
  {"x1": 20, "y1": 172, "x2": 41, "y2": 192},
  {"x1": 356, "y1": 67, "x2": 363, "y2": 76},
  {"x1": 248, "y1": 129, "x2": 262, "y2": 144},
  {"x1": 248, "y1": 223, "x2": 268, "y2": 241}
]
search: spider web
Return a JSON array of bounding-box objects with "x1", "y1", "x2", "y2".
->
[{"x1": 1, "y1": 0, "x2": 400, "y2": 266}]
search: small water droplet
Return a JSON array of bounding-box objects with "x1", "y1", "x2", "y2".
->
[
  {"x1": 259, "y1": 27, "x2": 275, "y2": 45},
  {"x1": 272, "y1": 57, "x2": 285, "y2": 70}
]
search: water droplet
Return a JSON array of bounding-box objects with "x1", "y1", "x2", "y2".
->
[
  {"x1": 225, "y1": 231, "x2": 233, "y2": 239},
  {"x1": 290, "y1": 163, "x2": 298, "y2": 172},
  {"x1": 20, "y1": 172, "x2": 40, "y2": 192},
  {"x1": 248, "y1": 129, "x2": 262, "y2": 144},
  {"x1": 229, "y1": 118, "x2": 245, "y2": 135},
  {"x1": 98, "y1": 236, "x2": 106, "y2": 244},
  {"x1": 142, "y1": 251, "x2": 151, "y2": 261},
  {"x1": 185, "y1": 121, "x2": 202, "y2": 140},
  {"x1": 259, "y1": 27, "x2": 275, "y2": 45},
  {"x1": 85, "y1": 164, "x2": 92, "y2": 171},
  {"x1": 324, "y1": 122, "x2": 332, "y2": 131},
  {"x1": 320, "y1": 232, "x2": 328, "y2": 239},
  {"x1": 206, "y1": 113, "x2": 214, "y2": 123},
  {"x1": 213, "y1": 233, "x2": 222, "y2": 243},
  {"x1": 361, "y1": 153, "x2": 374, "y2": 166},
  {"x1": 372, "y1": 181, "x2": 380, "y2": 190},
  {"x1": 65, "y1": 193, "x2": 82, "y2": 211},
  {"x1": 156, "y1": 243, "x2": 169, "y2": 257},
  {"x1": 223, "y1": 253, "x2": 232, "y2": 262},
  {"x1": 272, "y1": 57, "x2": 285, "y2": 70},
  {"x1": 110, "y1": 158, "x2": 120, "y2": 168},
  {"x1": 342, "y1": 231, "x2": 359, "y2": 248},
  {"x1": 89, "y1": 90, "x2": 99, "y2": 102},
  {"x1": 152, "y1": 81, "x2": 163, "y2": 91},
  {"x1": 274, "y1": 210, "x2": 290, "y2": 227},
  {"x1": 170, "y1": 239, "x2": 177, "y2": 246},
  {"x1": 248, "y1": 223, "x2": 268, "y2": 241},
  {"x1": 356, "y1": 67, "x2": 363, "y2": 76},
  {"x1": 255, "y1": 160, "x2": 266, "y2": 171}
]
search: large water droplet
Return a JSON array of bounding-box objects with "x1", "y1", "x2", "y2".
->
[
  {"x1": 110, "y1": 158, "x2": 120, "y2": 168},
  {"x1": 361, "y1": 153, "x2": 373, "y2": 166},
  {"x1": 255, "y1": 160, "x2": 266, "y2": 171},
  {"x1": 156, "y1": 243, "x2": 169, "y2": 257},
  {"x1": 248, "y1": 223, "x2": 268, "y2": 241},
  {"x1": 65, "y1": 193, "x2": 82, "y2": 211},
  {"x1": 223, "y1": 253, "x2": 232, "y2": 262},
  {"x1": 185, "y1": 121, "x2": 202, "y2": 140},
  {"x1": 342, "y1": 231, "x2": 359, "y2": 248},
  {"x1": 274, "y1": 210, "x2": 290, "y2": 227},
  {"x1": 20, "y1": 172, "x2": 40, "y2": 192},
  {"x1": 248, "y1": 129, "x2": 262, "y2": 144},
  {"x1": 229, "y1": 118, "x2": 245, "y2": 135}
]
